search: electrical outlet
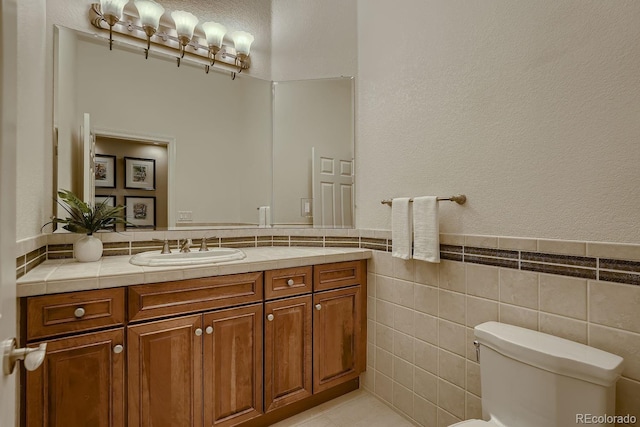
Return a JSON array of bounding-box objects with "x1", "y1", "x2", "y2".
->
[{"x1": 178, "y1": 211, "x2": 193, "y2": 222}]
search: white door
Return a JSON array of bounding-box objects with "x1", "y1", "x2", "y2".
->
[
  {"x1": 312, "y1": 147, "x2": 354, "y2": 228},
  {"x1": 81, "y1": 112, "x2": 95, "y2": 205},
  {"x1": 0, "y1": 0, "x2": 18, "y2": 425}
]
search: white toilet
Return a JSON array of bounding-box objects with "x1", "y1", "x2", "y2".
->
[{"x1": 450, "y1": 321, "x2": 624, "y2": 427}]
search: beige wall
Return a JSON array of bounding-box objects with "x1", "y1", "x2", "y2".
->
[
  {"x1": 16, "y1": 0, "x2": 49, "y2": 240},
  {"x1": 356, "y1": 0, "x2": 640, "y2": 243},
  {"x1": 270, "y1": 0, "x2": 357, "y2": 81}
]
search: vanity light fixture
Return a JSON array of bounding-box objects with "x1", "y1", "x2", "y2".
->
[
  {"x1": 134, "y1": 0, "x2": 165, "y2": 59},
  {"x1": 231, "y1": 31, "x2": 254, "y2": 72},
  {"x1": 202, "y1": 22, "x2": 227, "y2": 72},
  {"x1": 89, "y1": 2, "x2": 255, "y2": 76},
  {"x1": 171, "y1": 10, "x2": 198, "y2": 66},
  {"x1": 99, "y1": 0, "x2": 129, "y2": 50}
]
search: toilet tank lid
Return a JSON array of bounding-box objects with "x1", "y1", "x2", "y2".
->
[{"x1": 474, "y1": 322, "x2": 624, "y2": 387}]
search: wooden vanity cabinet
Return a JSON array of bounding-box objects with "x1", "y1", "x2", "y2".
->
[
  {"x1": 24, "y1": 288, "x2": 126, "y2": 427},
  {"x1": 127, "y1": 273, "x2": 264, "y2": 427},
  {"x1": 127, "y1": 304, "x2": 264, "y2": 427},
  {"x1": 25, "y1": 328, "x2": 125, "y2": 427},
  {"x1": 203, "y1": 303, "x2": 264, "y2": 427},
  {"x1": 264, "y1": 295, "x2": 313, "y2": 412},
  {"x1": 127, "y1": 315, "x2": 203, "y2": 427},
  {"x1": 312, "y1": 261, "x2": 366, "y2": 393},
  {"x1": 23, "y1": 259, "x2": 367, "y2": 427}
]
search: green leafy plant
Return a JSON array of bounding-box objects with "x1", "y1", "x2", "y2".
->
[{"x1": 43, "y1": 189, "x2": 129, "y2": 234}]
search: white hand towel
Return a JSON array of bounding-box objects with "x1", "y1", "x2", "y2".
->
[
  {"x1": 413, "y1": 196, "x2": 440, "y2": 263},
  {"x1": 264, "y1": 206, "x2": 271, "y2": 228},
  {"x1": 392, "y1": 197, "x2": 412, "y2": 260},
  {"x1": 258, "y1": 206, "x2": 271, "y2": 228}
]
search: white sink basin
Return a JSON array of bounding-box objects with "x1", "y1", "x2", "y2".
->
[{"x1": 130, "y1": 248, "x2": 246, "y2": 266}]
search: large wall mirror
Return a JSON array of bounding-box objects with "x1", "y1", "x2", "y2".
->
[{"x1": 53, "y1": 25, "x2": 354, "y2": 230}]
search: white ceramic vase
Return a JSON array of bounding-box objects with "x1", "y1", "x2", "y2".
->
[{"x1": 74, "y1": 235, "x2": 103, "y2": 262}]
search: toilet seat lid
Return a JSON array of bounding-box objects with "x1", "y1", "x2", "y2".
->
[{"x1": 449, "y1": 420, "x2": 500, "y2": 427}]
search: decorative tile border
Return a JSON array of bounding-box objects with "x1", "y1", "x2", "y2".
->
[
  {"x1": 16, "y1": 246, "x2": 47, "y2": 279},
  {"x1": 14, "y1": 231, "x2": 640, "y2": 287},
  {"x1": 437, "y1": 243, "x2": 639, "y2": 285}
]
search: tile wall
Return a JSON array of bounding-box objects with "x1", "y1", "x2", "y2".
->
[
  {"x1": 15, "y1": 230, "x2": 640, "y2": 426},
  {"x1": 361, "y1": 235, "x2": 640, "y2": 427}
]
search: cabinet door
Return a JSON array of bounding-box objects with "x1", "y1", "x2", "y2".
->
[
  {"x1": 264, "y1": 295, "x2": 313, "y2": 412},
  {"x1": 313, "y1": 286, "x2": 363, "y2": 393},
  {"x1": 203, "y1": 303, "x2": 263, "y2": 427},
  {"x1": 128, "y1": 315, "x2": 203, "y2": 427},
  {"x1": 26, "y1": 328, "x2": 125, "y2": 427}
]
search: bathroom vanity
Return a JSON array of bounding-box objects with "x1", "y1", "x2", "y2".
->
[{"x1": 18, "y1": 247, "x2": 370, "y2": 427}]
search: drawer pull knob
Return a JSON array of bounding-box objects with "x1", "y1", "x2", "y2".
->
[
  {"x1": 315, "y1": 304, "x2": 322, "y2": 311},
  {"x1": 286, "y1": 279, "x2": 295, "y2": 286},
  {"x1": 74, "y1": 307, "x2": 86, "y2": 318},
  {"x1": 205, "y1": 326, "x2": 213, "y2": 335},
  {"x1": 195, "y1": 328, "x2": 203, "y2": 336},
  {"x1": 113, "y1": 345, "x2": 124, "y2": 354},
  {"x1": 267, "y1": 314, "x2": 274, "y2": 321}
]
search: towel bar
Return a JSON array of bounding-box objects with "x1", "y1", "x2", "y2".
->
[{"x1": 381, "y1": 194, "x2": 466, "y2": 206}]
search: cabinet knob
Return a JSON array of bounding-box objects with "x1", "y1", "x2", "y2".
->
[
  {"x1": 267, "y1": 314, "x2": 274, "y2": 322},
  {"x1": 315, "y1": 304, "x2": 322, "y2": 311},
  {"x1": 205, "y1": 326, "x2": 213, "y2": 335},
  {"x1": 195, "y1": 328, "x2": 203, "y2": 336},
  {"x1": 286, "y1": 279, "x2": 295, "y2": 286},
  {"x1": 74, "y1": 307, "x2": 86, "y2": 318},
  {"x1": 113, "y1": 345, "x2": 124, "y2": 354}
]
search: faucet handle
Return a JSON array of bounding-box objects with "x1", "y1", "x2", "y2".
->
[
  {"x1": 152, "y1": 238, "x2": 171, "y2": 254},
  {"x1": 179, "y1": 238, "x2": 193, "y2": 253},
  {"x1": 200, "y1": 236, "x2": 217, "y2": 252}
]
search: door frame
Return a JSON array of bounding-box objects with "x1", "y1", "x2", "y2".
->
[
  {"x1": 92, "y1": 127, "x2": 176, "y2": 227},
  {"x1": 0, "y1": 0, "x2": 19, "y2": 425}
]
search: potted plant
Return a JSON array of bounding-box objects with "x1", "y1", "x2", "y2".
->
[{"x1": 44, "y1": 189, "x2": 129, "y2": 262}]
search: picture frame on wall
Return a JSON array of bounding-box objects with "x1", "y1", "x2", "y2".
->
[
  {"x1": 124, "y1": 157, "x2": 156, "y2": 190},
  {"x1": 94, "y1": 154, "x2": 116, "y2": 188},
  {"x1": 125, "y1": 196, "x2": 156, "y2": 229}
]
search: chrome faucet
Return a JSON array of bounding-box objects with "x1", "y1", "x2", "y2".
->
[
  {"x1": 199, "y1": 236, "x2": 217, "y2": 252},
  {"x1": 153, "y1": 238, "x2": 171, "y2": 254},
  {"x1": 178, "y1": 238, "x2": 192, "y2": 253}
]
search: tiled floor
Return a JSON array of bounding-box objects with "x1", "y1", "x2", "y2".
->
[{"x1": 271, "y1": 389, "x2": 416, "y2": 427}]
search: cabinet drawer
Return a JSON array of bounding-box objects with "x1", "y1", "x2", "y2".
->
[
  {"x1": 26, "y1": 288, "x2": 125, "y2": 341},
  {"x1": 265, "y1": 266, "x2": 312, "y2": 300},
  {"x1": 313, "y1": 260, "x2": 365, "y2": 291},
  {"x1": 128, "y1": 272, "x2": 263, "y2": 322}
]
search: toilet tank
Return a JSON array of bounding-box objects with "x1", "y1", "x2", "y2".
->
[{"x1": 474, "y1": 322, "x2": 624, "y2": 427}]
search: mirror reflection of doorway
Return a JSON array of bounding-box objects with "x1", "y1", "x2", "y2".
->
[{"x1": 94, "y1": 136, "x2": 168, "y2": 230}]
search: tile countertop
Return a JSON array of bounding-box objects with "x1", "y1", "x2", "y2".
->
[{"x1": 17, "y1": 247, "x2": 373, "y2": 297}]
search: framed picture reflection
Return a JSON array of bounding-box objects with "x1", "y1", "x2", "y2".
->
[
  {"x1": 124, "y1": 157, "x2": 155, "y2": 190},
  {"x1": 125, "y1": 196, "x2": 156, "y2": 229}
]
